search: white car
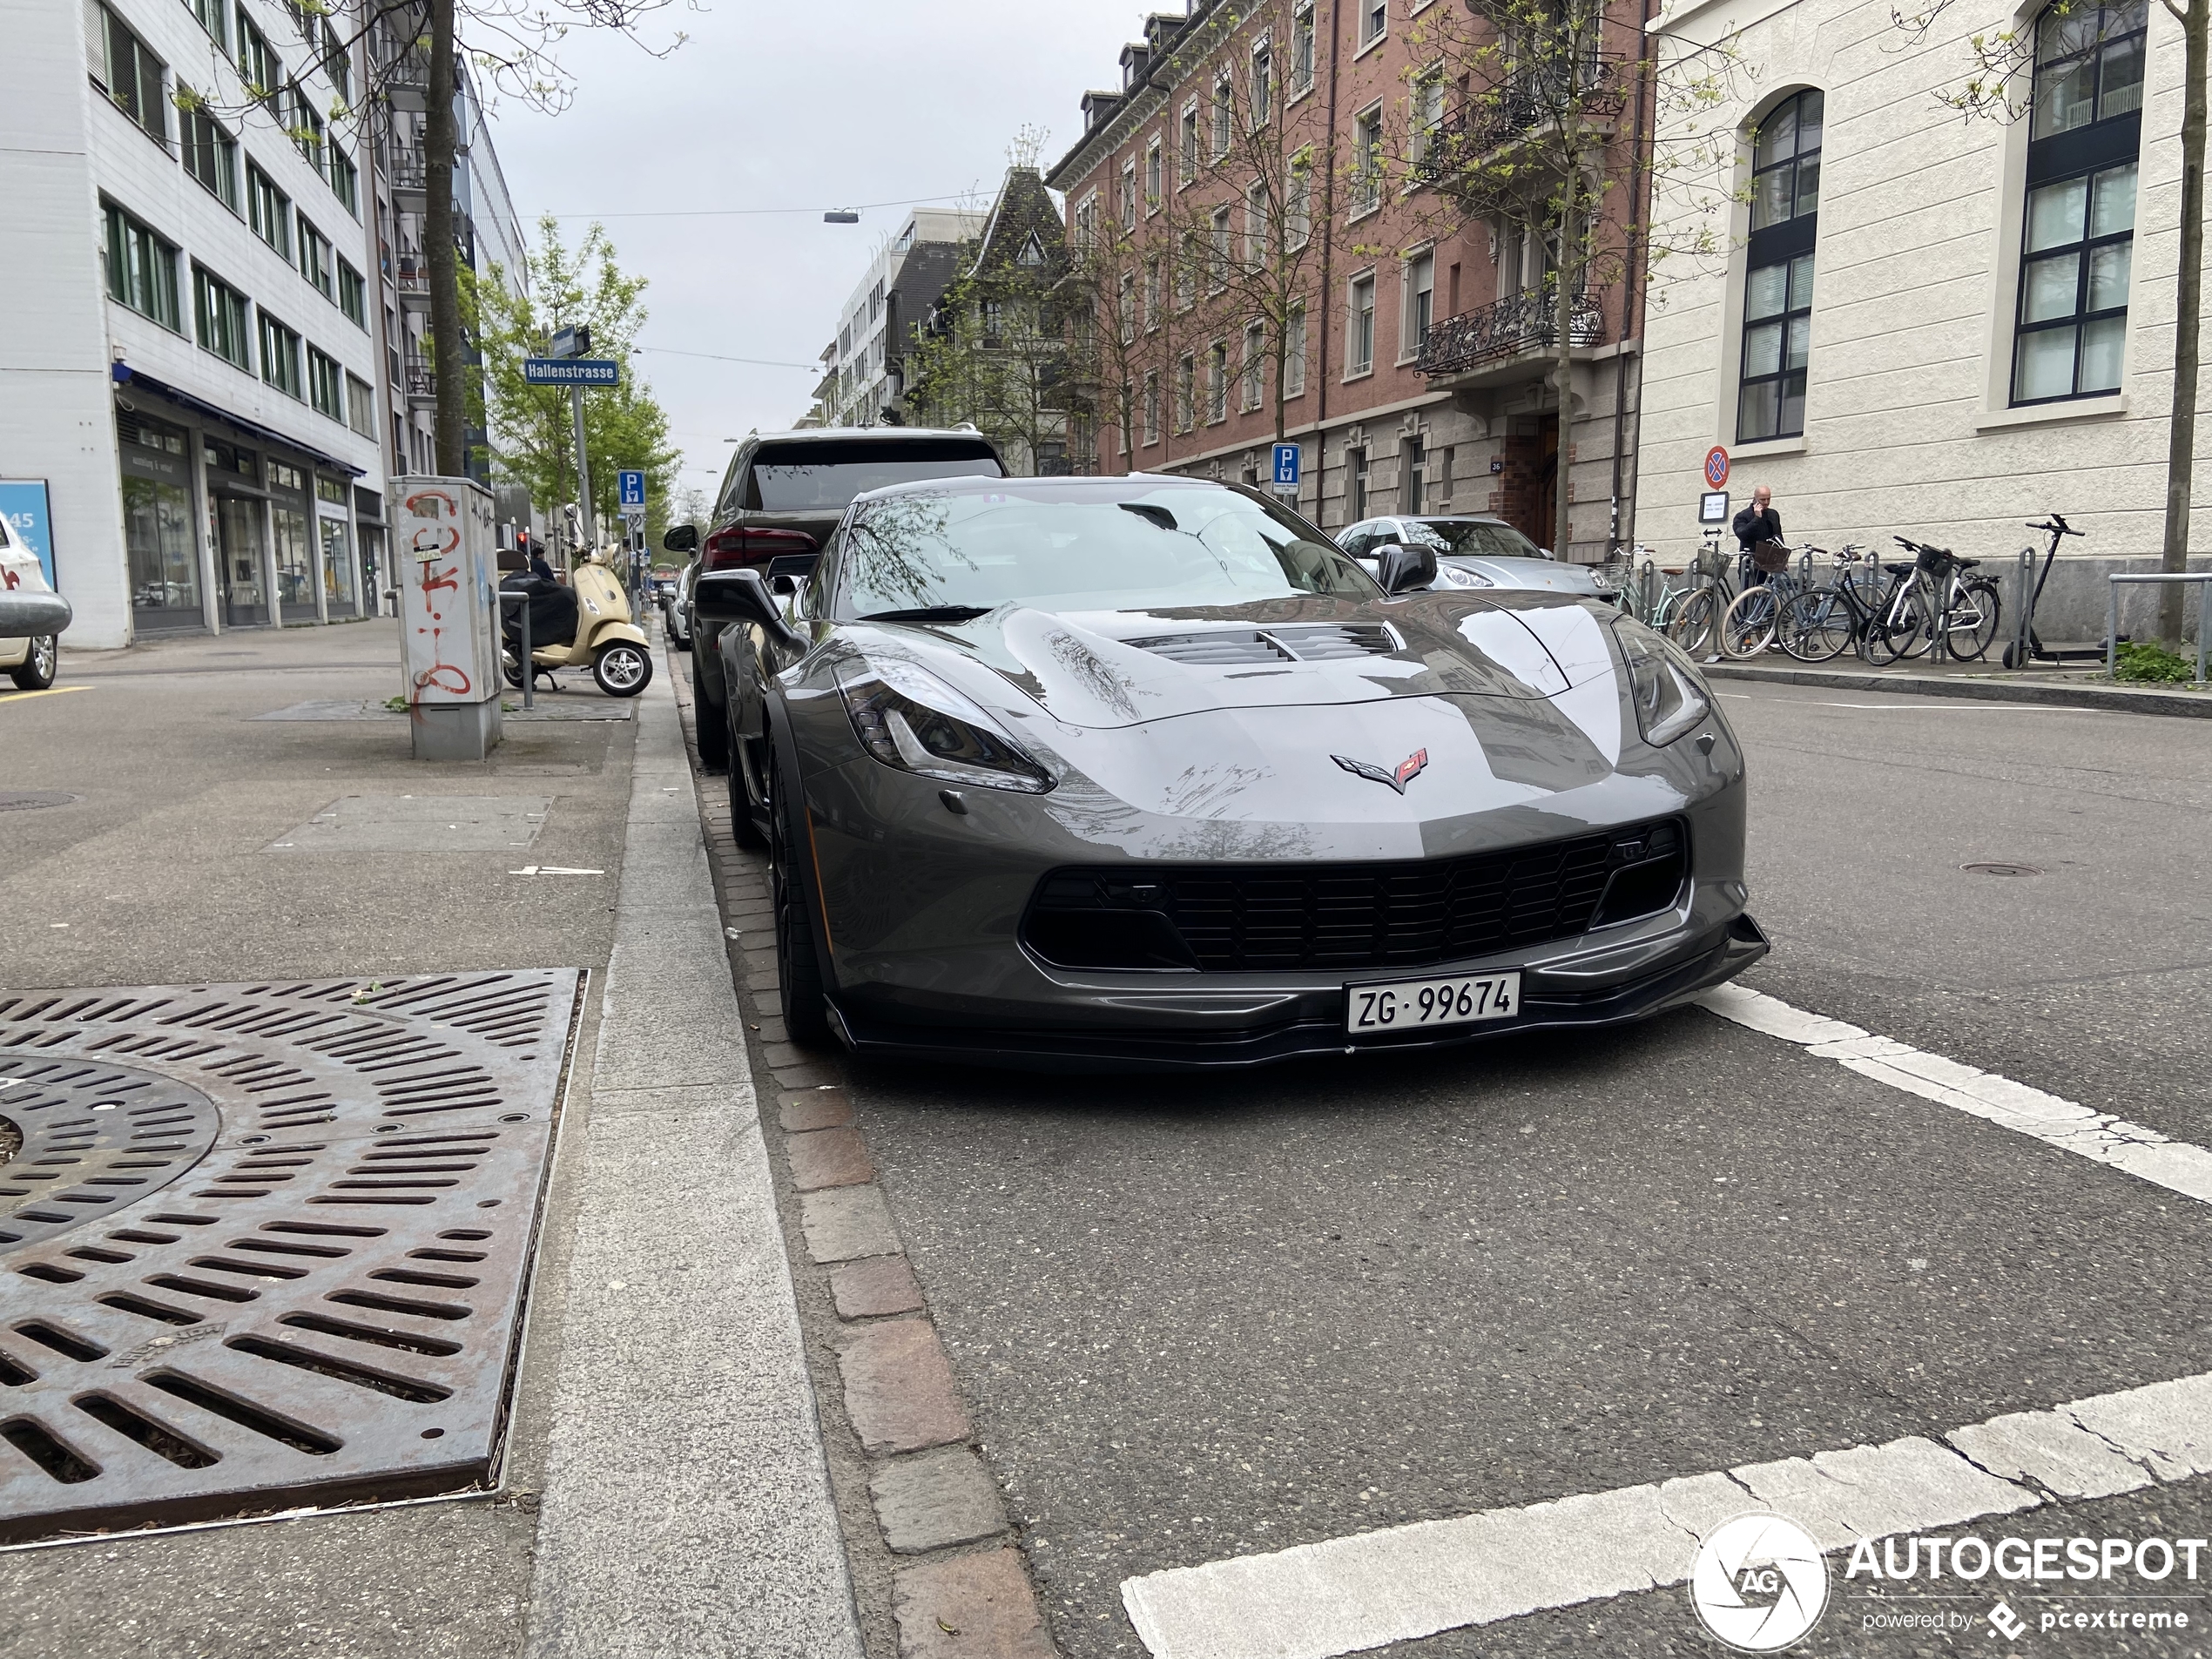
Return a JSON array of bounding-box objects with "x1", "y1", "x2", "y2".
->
[
  {"x1": 1338, "y1": 515, "x2": 1608, "y2": 597},
  {"x1": 0, "y1": 515, "x2": 66, "y2": 690}
]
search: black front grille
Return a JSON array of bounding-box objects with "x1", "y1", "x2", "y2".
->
[{"x1": 1023, "y1": 820, "x2": 1687, "y2": 974}]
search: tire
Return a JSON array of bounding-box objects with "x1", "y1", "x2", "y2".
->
[
  {"x1": 727, "y1": 705, "x2": 768, "y2": 851},
  {"x1": 692, "y1": 637, "x2": 729, "y2": 768},
  {"x1": 767, "y1": 734, "x2": 833, "y2": 1047},
  {"x1": 1720, "y1": 584, "x2": 1779, "y2": 659},
  {"x1": 502, "y1": 656, "x2": 526, "y2": 689},
  {"x1": 1779, "y1": 589, "x2": 1851, "y2": 662},
  {"x1": 10, "y1": 635, "x2": 57, "y2": 691},
  {"x1": 592, "y1": 642, "x2": 652, "y2": 697},
  {"x1": 1668, "y1": 589, "x2": 1719, "y2": 658},
  {"x1": 1948, "y1": 579, "x2": 2003, "y2": 661}
]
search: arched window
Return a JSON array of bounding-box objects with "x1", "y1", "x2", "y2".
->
[
  {"x1": 1738, "y1": 89, "x2": 1823, "y2": 443},
  {"x1": 2013, "y1": 0, "x2": 2148, "y2": 404}
]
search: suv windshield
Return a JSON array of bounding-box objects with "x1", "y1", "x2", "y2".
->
[
  {"x1": 1409, "y1": 518, "x2": 1552, "y2": 560},
  {"x1": 748, "y1": 439, "x2": 1002, "y2": 511},
  {"x1": 836, "y1": 485, "x2": 1379, "y2": 617}
]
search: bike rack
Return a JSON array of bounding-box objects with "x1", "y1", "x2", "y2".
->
[
  {"x1": 2105, "y1": 573, "x2": 2211, "y2": 683},
  {"x1": 496, "y1": 587, "x2": 536, "y2": 710}
]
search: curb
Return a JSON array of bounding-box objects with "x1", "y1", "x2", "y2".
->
[
  {"x1": 1702, "y1": 660, "x2": 2212, "y2": 716},
  {"x1": 670, "y1": 656, "x2": 1061, "y2": 1659}
]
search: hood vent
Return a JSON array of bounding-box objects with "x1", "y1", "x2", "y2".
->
[{"x1": 1128, "y1": 624, "x2": 1398, "y2": 667}]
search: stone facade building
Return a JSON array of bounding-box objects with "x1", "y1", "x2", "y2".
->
[
  {"x1": 1635, "y1": 0, "x2": 2207, "y2": 636},
  {"x1": 1046, "y1": 0, "x2": 1653, "y2": 555}
]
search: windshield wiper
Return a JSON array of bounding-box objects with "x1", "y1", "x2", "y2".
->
[{"x1": 859, "y1": 605, "x2": 994, "y2": 623}]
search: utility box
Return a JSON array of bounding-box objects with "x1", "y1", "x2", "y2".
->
[{"x1": 392, "y1": 476, "x2": 503, "y2": 762}]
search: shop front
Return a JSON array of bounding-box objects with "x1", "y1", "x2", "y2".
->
[
  {"x1": 316, "y1": 475, "x2": 360, "y2": 620},
  {"x1": 117, "y1": 410, "x2": 203, "y2": 633},
  {"x1": 203, "y1": 437, "x2": 269, "y2": 630}
]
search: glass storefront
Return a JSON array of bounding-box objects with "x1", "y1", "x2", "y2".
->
[
  {"x1": 205, "y1": 439, "x2": 268, "y2": 628},
  {"x1": 320, "y1": 514, "x2": 357, "y2": 616},
  {"x1": 270, "y1": 462, "x2": 316, "y2": 622},
  {"x1": 118, "y1": 412, "x2": 200, "y2": 631}
]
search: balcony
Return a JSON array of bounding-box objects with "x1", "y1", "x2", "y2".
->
[
  {"x1": 395, "y1": 253, "x2": 430, "y2": 310},
  {"x1": 1416, "y1": 289, "x2": 1606, "y2": 381},
  {"x1": 403, "y1": 354, "x2": 436, "y2": 405},
  {"x1": 1411, "y1": 58, "x2": 1629, "y2": 187},
  {"x1": 389, "y1": 144, "x2": 428, "y2": 203}
]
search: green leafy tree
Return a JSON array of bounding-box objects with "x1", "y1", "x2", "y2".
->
[{"x1": 471, "y1": 216, "x2": 682, "y2": 545}]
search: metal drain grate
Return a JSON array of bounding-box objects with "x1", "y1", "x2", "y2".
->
[{"x1": 0, "y1": 970, "x2": 582, "y2": 1543}]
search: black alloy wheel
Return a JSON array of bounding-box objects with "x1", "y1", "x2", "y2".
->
[
  {"x1": 10, "y1": 635, "x2": 58, "y2": 691},
  {"x1": 767, "y1": 734, "x2": 833, "y2": 1047}
]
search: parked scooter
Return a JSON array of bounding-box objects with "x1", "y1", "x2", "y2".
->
[{"x1": 499, "y1": 508, "x2": 654, "y2": 698}]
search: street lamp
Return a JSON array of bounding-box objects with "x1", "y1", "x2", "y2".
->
[{"x1": 824, "y1": 209, "x2": 860, "y2": 225}]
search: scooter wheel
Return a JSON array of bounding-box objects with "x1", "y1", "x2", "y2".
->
[
  {"x1": 593, "y1": 642, "x2": 653, "y2": 698},
  {"x1": 503, "y1": 660, "x2": 526, "y2": 689},
  {"x1": 2001, "y1": 643, "x2": 2021, "y2": 670}
]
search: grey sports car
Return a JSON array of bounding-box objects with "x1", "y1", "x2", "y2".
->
[{"x1": 695, "y1": 474, "x2": 1764, "y2": 1070}]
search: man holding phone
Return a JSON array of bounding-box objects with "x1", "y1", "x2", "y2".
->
[{"x1": 1732, "y1": 484, "x2": 1786, "y2": 586}]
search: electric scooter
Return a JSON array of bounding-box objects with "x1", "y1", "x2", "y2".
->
[
  {"x1": 500, "y1": 508, "x2": 654, "y2": 698},
  {"x1": 2002, "y1": 514, "x2": 2107, "y2": 669}
]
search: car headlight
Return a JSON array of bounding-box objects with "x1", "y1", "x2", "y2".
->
[
  {"x1": 1615, "y1": 624, "x2": 1710, "y2": 746},
  {"x1": 834, "y1": 658, "x2": 1055, "y2": 793}
]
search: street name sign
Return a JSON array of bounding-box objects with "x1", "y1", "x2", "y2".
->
[{"x1": 523, "y1": 358, "x2": 618, "y2": 386}]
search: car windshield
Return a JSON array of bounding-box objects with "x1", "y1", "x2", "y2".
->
[
  {"x1": 748, "y1": 440, "x2": 1003, "y2": 512},
  {"x1": 835, "y1": 485, "x2": 1380, "y2": 617},
  {"x1": 1408, "y1": 518, "x2": 1552, "y2": 560}
]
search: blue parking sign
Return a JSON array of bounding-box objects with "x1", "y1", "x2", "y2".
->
[
  {"x1": 0, "y1": 480, "x2": 55, "y2": 585},
  {"x1": 1271, "y1": 443, "x2": 1302, "y2": 488},
  {"x1": 617, "y1": 470, "x2": 646, "y2": 509}
]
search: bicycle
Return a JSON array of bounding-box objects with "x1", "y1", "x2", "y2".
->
[
  {"x1": 1776, "y1": 544, "x2": 1885, "y2": 663},
  {"x1": 1880, "y1": 537, "x2": 2004, "y2": 662},
  {"x1": 1665, "y1": 533, "x2": 1745, "y2": 658},
  {"x1": 1718, "y1": 544, "x2": 1824, "y2": 659}
]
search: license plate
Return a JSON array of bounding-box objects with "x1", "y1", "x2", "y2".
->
[{"x1": 1346, "y1": 971, "x2": 1521, "y2": 1034}]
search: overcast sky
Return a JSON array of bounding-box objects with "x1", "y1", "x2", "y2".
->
[{"x1": 486, "y1": 0, "x2": 1143, "y2": 500}]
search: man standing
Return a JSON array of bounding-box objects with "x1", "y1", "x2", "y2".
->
[{"x1": 1732, "y1": 485, "x2": 1785, "y2": 586}]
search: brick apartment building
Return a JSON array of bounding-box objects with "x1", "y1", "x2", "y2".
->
[{"x1": 1046, "y1": 0, "x2": 1652, "y2": 557}]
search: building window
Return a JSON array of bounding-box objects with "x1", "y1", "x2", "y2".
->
[
  {"x1": 1245, "y1": 183, "x2": 1270, "y2": 270},
  {"x1": 1143, "y1": 372, "x2": 1161, "y2": 443},
  {"x1": 1286, "y1": 161, "x2": 1312, "y2": 250},
  {"x1": 287, "y1": 84, "x2": 326, "y2": 176},
  {"x1": 1210, "y1": 206, "x2": 1232, "y2": 291},
  {"x1": 1144, "y1": 256, "x2": 1161, "y2": 328},
  {"x1": 260, "y1": 313, "x2": 303, "y2": 397},
  {"x1": 1145, "y1": 138, "x2": 1163, "y2": 206},
  {"x1": 1403, "y1": 436, "x2": 1426, "y2": 513},
  {"x1": 249, "y1": 165, "x2": 293, "y2": 258},
  {"x1": 1361, "y1": 0, "x2": 1388, "y2": 46},
  {"x1": 1212, "y1": 74, "x2": 1233, "y2": 158},
  {"x1": 308, "y1": 347, "x2": 345, "y2": 421},
  {"x1": 194, "y1": 266, "x2": 252, "y2": 368},
  {"x1": 1242, "y1": 320, "x2": 1266, "y2": 410},
  {"x1": 1177, "y1": 233, "x2": 1198, "y2": 308},
  {"x1": 1122, "y1": 159, "x2": 1138, "y2": 230},
  {"x1": 1291, "y1": 2, "x2": 1316, "y2": 93},
  {"x1": 328, "y1": 146, "x2": 359, "y2": 217},
  {"x1": 1074, "y1": 194, "x2": 1098, "y2": 250},
  {"x1": 1348, "y1": 273, "x2": 1376, "y2": 374},
  {"x1": 1180, "y1": 101, "x2": 1200, "y2": 182},
  {"x1": 1412, "y1": 71, "x2": 1447, "y2": 165},
  {"x1": 1346, "y1": 446, "x2": 1370, "y2": 519},
  {"x1": 2013, "y1": 1, "x2": 2147, "y2": 403},
  {"x1": 1404, "y1": 251, "x2": 1435, "y2": 355},
  {"x1": 347, "y1": 372, "x2": 375, "y2": 437},
  {"x1": 1251, "y1": 38, "x2": 1273, "y2": 126},
  {"x1": 337, "y1": 259, "x2": 366, "y2": 327},
  {"x1": 320, "y1": 17, "x2": 351, "y2": 104},
  {"x1": 1207, "y1": 341, "x2": 1229, "y2": 421},
  {"x1": 191, "y1": 0, "x2": 228, "y2": 51},
  {"x1": 89, "y1": 5, "x2": 169, "y2": 145},
  {"x1": 182, "y1": 100, "x2": 239, "y2": 209},
  {"x1": 1352, "y1": 105, "x2": 1384, "y2": 215},
  {"x1": 1119, "y1": 272, "x2": 1137, "y2": 344},
  {"x1": 298, "y1": 214, "x2": 334, "y2": 300},
  {"x1": 103, "y1": 203, "x2": 181, "y2": 330},
  {"x1": 1176, "y1": 354, "x2": 1196, "y2": 431},
  {"x1": 1285, "y1": 305, "x2": 1307, "y2": 397},
  {"x1": 235, "y1": 10, "x2": 278, "y2": 99},
  {"x1": 1737, "y1": 89, "x2": 1823, "y2": 442}
]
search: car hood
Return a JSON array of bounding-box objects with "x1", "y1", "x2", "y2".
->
[
  {"x1": 1440, "y1": 556, "x2": 1602, "y2": 594},
  {"x1": 840, "y1": 590, "x2": 1625, "y2": 732}
]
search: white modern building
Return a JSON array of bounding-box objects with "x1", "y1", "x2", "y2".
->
[
  {"x1": 0, "y1": 0, "x2": 526, "y2": 651},
  {"x1": 808, "y1": 208, "x2": 986, "y2": 428},
  {"x1": 1635, "y1": 0, "x2": 2207, "y2": 632}
]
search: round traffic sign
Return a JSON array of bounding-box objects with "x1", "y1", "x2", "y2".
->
[{"x1": 1704, "y1": 446, "x2": 1730, "y2": 489}]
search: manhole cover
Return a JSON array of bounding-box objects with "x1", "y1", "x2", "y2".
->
[
  {"x1": 0, "y1": 970, "x2": 582, "y2": 1543},
  {"x1": 1962, "y1": 862, "x2": 2043, "y2": 877},
  {"x1": 0, "y1": 792, "x2": 79, "y2": 813}
]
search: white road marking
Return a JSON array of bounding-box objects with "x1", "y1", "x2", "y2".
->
[
  {"x1": 1120, "y1": 987, "x2": 2212, "y2": 1658},
  {"x1": 1698, "y1": 983, "x2": 2212, "y2": 1206},
  {"x1": 1122, "y1": 1373, "x2": 2212, "y2": 1659}
]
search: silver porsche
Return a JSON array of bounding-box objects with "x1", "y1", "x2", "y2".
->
[{"x1": 694, "y1": 474, "x2": 1765, "y2": 1070}]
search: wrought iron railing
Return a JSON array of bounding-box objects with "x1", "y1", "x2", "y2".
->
[
  {"x1": 1415, "y1": 288, "x2": 1606, "y2": 377},
  {"x1": 403, "y1": 354, "x2": 435, "y2": 397},
  {"x1": 389, "y1": 145, "x2": 428, "y2": 191},
  {"x1": 1411, "y1": 57, "x2": 1629, "y2": 182}
]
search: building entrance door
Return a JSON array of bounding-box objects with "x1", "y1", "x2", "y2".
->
[{"x1": 213, "y1": 496, "x2": 268, "y2": 627}]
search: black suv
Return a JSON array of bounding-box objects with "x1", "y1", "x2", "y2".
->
[{"x1": 665, "y1": 428, "x2": 1005, "y2": 768}]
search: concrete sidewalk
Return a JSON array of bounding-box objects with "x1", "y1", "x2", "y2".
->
[
  {"x1": 1702, "y1": 655, "x2": 2212, "y2": 716},
  {"x1": 0, "y1": 624, "x2": 856, "y2": 1658}
]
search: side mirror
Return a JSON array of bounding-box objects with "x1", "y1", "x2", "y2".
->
[
  {"x1": 663, "y1": 523, "x2": 699, "y2": 554},
  {"x1": 693, "y1": 568, "x2": 804, "y2": 650},
  {"x1": 1372, "y1": 542, "x2": 1438, "y2": 595}
]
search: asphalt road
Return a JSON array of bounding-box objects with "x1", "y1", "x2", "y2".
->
[{"x1": 833, "y1": 682, "x2": 2212, "y2": 1657}]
